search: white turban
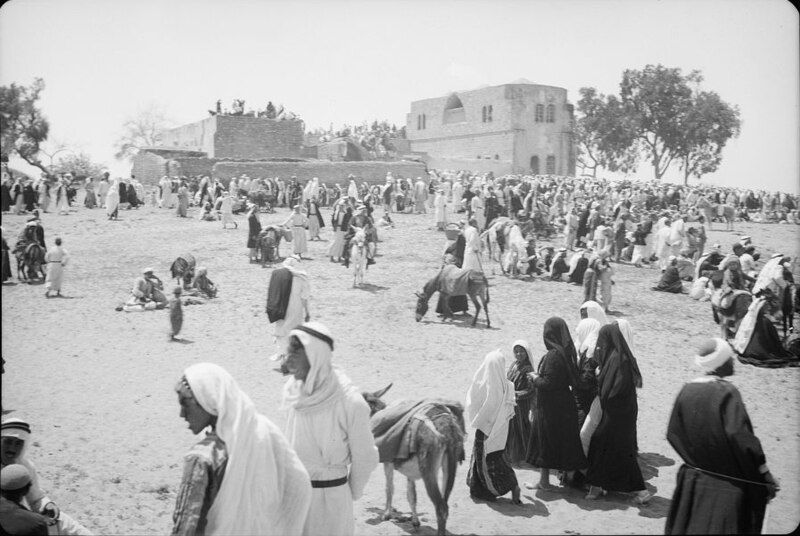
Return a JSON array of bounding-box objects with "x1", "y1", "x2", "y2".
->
[{"x1": 695, "y1": 338, "x2": 734, "y2": 372}]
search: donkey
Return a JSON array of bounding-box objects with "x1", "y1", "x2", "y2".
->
[
  {"x1": 362, "y1": 384, "x2": 465, "y2": 536},
  {"x1": 415, "y1": 266, "x2": 490, "y2": 327},
  {"x1": 169, "y1": 253, "x2": 196, "y2": 289},
  {"x1": 351, "y1": 227, "x2": 367, "y2": 288},
  {"x1": 16, "y1": 242, "x2": 46, "y2": 282}
]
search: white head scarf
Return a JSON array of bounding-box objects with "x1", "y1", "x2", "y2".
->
[
  {"x1": 574, "y1": 318, "x2": 601, "y2": 359},
  {"x1": 184, "y1": 363, "x2": 311, "y2": 536},
  {"x1": 465, "y1": 350, "x2": 516, "y2": 454},
  {"x1": 580, "y1": 300, "x2": 608, "y2": 325},
  {"x1": 616, "y1": 319, "x2": 636, "y2": 357},
  {"x1": 752, "y1": 255, "x2": 785, "y2": 295},
  {"x1": 282, "y1": 322, "x2": 354, "y2": 412}
]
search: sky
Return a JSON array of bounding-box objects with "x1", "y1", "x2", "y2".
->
[{"x1": 1, "y1": 0, "x2": 798, "y2": 192}]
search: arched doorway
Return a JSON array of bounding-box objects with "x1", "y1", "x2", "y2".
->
[{"x1": 530, "y1": 155, "x2": 540, "y2": 174}]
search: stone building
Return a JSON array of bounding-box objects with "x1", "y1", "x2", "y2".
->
[
  {"x1": 131, "y1": 114, "x2": 425, "y2": 185},
  {"x1": 406, "y1": 80, "x2": 576, "y2": 176}
]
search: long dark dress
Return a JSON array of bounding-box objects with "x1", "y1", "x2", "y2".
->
[
  {"x1": 653, "y1": 265, "x2": 683, "y2": 293},
  {"x1": 438, "y1": 234, "x2": 468, "y2": 314},
  {"x1": 586, "y1": 323, "x2": 645, "y2": 492},
  {"x1": 568, "y1": 256, "x2": 588, "y2": 284},
  {"x1": 1, "y1": 237, "x2": 11, "y2": 282},
  {"x1": 573, "y1": 350, "x2": 598, "y2": 427},
  {"x1": 23, "y1": 184, "x2": 35, "y2": 212},
  {"x1": 526, "y1": 318, "x2": 587, "y2": 470},
  {"x1": 247, "y1": 212, "x2": 261, "y2": 249},
  {"x1": 0, "y1": 182, "x2": 11, "y2": 212},
  {"x1": 119, "y1": 182, "x2": 128, "y2": 204},
  {"x1": 505, "y1": 359, "x2": 534, "y2": 464},
  {"x1": 665, "y1": 379, "x2": 770, "y2": 534},
  {"x1": 467, "y1": 430, "x2": 518, "y2": 501}
]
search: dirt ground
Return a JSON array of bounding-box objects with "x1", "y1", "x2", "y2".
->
[{"x1": 2, "y1": 198, "x2": 799, "y2": 535}]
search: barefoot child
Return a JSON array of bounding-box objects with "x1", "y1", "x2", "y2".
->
[{"x1": 169, "y1": 286, "x2": 183, "y2": 341}]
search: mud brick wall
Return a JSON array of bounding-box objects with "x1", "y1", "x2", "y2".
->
[{"x1": 212, "y1": 160, "x2": 428, "y2": 185}]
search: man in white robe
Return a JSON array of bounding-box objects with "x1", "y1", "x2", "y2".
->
[
  {"x1": 462, "y1": 219, "x2": 483, "y2": 272},
  {"x1": 281, "y1": 322, "x2": 378, "y2": 536},
  {"x1": 270, "y1": 256, "x2": 311, "y2": 355},
  {"x1": 451, "y1": 180, "x2": 464, "y2": 213},
  {"x1": 44, "y1": 237, "x2": 68, "y2": 298}
]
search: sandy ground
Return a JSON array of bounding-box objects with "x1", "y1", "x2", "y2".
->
[{"x1": 2, "y1": 198, "x2": 799, "y2": 535}]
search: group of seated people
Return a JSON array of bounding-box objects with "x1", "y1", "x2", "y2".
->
[{"x1": 119, "y1": 266, "x2": 217, "y2": 312}]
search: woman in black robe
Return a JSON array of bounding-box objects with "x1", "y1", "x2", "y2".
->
[
  {"x1": 1, "y1": 231, "x2": 12, "y2": 282},
  {"x1": 247, "y1": 205, "x2": 262, "y2": 263},
  {"x1": 653, "y1": 257, "x2": 683, "y2": 293},
  {"x1": 575, "y1": 206, "x2": 590, "y2": 247},
  {"x1": 127, "y1": 183, "x2": 140, "y2": 208},
  {"x1": 585, "y1": 322, "x2": 650, "y2": 503},
  {"x1": 505, "y1": 340, "x2": 535, "y2": 465},
  {"x1": 118, "y1": 180, "x2": 128, "y2": 205},
  {"x1": 23, "y1": 182, "x2": 36, "y2": 212},
  {"x1": 0, "y1": 178, "x2": 11, "y2": 212},
  {"x1": 526, "y1": 317, "x2": 587, "y2": 489},
  {"x1": 438, "y1": 232, "x2": 469, "y2": 314}
]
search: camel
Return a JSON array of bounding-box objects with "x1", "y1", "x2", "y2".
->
[{"x1": 362, "y1": 384, "x2": 466, "y2": 536}]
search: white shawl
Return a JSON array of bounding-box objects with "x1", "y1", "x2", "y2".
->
[
  {"x1": 466, "y1": 349, "x2": 516, "y2": 454},
  {"x1": 185, "y1": 363, "x2": 311, "y2": 536}
]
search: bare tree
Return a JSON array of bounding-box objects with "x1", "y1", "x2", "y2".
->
[{"x1": 113, "y1": 103, "x2": 174, "y2": 161}]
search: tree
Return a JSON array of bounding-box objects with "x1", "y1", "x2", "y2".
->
[
  {"x1": 619, "y1": 64, "x2": 702, "y2": 180},
  {"x1": 0, "y1": 78, "x2": 51, "y2": 174},
  {"x1": 575, "y1": 87, "x2": 639, "y2": 177},
  {"x1": 51, "y1": 152, "x2": 106, "y2": 179},
  {"x1": 114, "y1": 103, "x2": 173, "y2": 161},
  {"x1": 676, "y1": 90, "x2": 741, "y2": 184}
]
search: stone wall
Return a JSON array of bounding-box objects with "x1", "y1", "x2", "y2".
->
[
  {"x1": 131, "y1": 152, "x2": 168, "y2": 185},
  {"x1": 212, "y1": 115, "x2": 304, "y2": 159},
  {"x1": 158, "y1": 115, "x2": 304, "y2": 159},
  {"x1": 212, "y1": 160, "x2": 427, "y2": 185}
]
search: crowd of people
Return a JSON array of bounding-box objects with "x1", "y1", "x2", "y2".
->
[
  {"x1": 1, "y1": 163, "x2": 798, "y2": 536},
  {"x1": 310, "y1": 120, "x2": 406, "y2": 159}
]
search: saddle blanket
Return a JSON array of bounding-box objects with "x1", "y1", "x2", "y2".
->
[
  {"x1": 371, "y1": 399, "x2": 463, "y2": 463},
  {"x1": 437, "y1": 264, "x2": 477, "y2": 295}
]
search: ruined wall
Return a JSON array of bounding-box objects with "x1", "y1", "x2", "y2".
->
[
  {"x1": 158, "y1": 115, "x2": 304, "y2": 159},
  {"x1": 131, "y1": 151, "x2": 168, "y2": 185},
  {"x1": 212, "y1": 160, "x2": 427, "y2": 185}
]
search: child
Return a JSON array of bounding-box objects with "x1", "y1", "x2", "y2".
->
[{"x1": 169, "y1": 286, "x2": 183, "y2": 341}]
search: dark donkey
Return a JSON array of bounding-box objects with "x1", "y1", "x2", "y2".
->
[
  {"x1": 415, "y1": 265, "x2": 490, "y2": 327},
  {"x1": 362, "y1": 384, "x2": 465, "y2": 536},
  {"x1": 16, "y1": 242, "x2": 46, "y2": 282},
  {"x1": 170, "y1": 253, "x2": 196, "y2": 288}
]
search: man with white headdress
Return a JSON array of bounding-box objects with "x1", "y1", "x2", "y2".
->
[
  {"x1": 665, "y1": 338, "x2": 779, "y2": 534},
  {"x1": 267, "y1": 256, "x2": 311, "y2": 359},
  {"x1": 172, "y1": 363, "x2": 311, "y2": 536},
  {"x1": 281, "y1": 321, "x2": 378, "y2": 536},
  {"x1": 1, "y1": 419, "x2": 92, "y2": 534},
  {"x1": 461, "y1": 219, "x2": 483, "y2": 272}
]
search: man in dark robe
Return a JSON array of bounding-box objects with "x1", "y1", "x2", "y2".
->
[
  {"x1": 575, "y1": 206, "x2": 590, "y2": 247},
  {"x1": 666, "y1": 338, "x2": 779, "y2": 534}
]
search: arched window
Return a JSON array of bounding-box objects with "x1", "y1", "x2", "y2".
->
[
  {"x1": 422, "y1": 114, "x2": 426, "y2": 129},
  {"x1": 487, "y1": 105, "x2": 493, "y2": 122},
  {"x1": 546, "y1": 155, "x2": 556, "y2": 174},
  {"x1": 417, "y1": 115, "x2": 421, "y2": 130},
  {"x1": 443, "y1": 93, "x2": 466, "y2": 124},
  {"x1": 530, "y1": 155, "x2": 540, "y2": 174},
  {"x1": 546, "y1": 104, "x2": 555, "y2": 123},
  {"x1": 482, "y1": 106, "x2": 487, "y2": 123},
  {"x1": 535, "y1": 104, "x2": 544, "y2": 123}
]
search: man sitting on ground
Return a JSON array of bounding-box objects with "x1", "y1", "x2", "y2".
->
[{"x1": 1, "y1": 419, "x2": 92, "y2": 535}]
